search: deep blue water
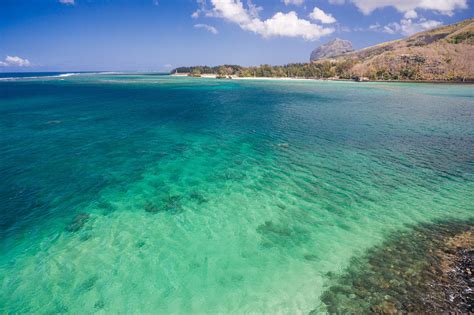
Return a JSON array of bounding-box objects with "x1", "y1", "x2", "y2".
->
[{"x1": 0, "y1": 72, "x2": 83, "y2": 79}]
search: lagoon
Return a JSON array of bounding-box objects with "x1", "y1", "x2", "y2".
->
[{"x1": 1, "y1": 74, "x2": 473, "y2": 313}]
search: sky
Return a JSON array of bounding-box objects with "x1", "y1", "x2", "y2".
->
[{"x1": 0, "y1": 0, "x2": 472, "y2": 72}]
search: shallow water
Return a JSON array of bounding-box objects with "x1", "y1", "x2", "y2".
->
[{"x1": 0, "y1": 74, "x2": 473, "y2": 313}]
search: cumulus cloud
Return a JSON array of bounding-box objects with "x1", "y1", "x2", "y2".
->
[
  {"x1": 328, "y1": 0, "x2": 345, "y2": 4},
  {"x1": 0, "y1": 56, "x2": 31, "y2": 67},
  {"x1": 205, "y1": 0, "x2": 334, "y2": 41},
  {"x1": 191, "y1": 0, "x2": 206, "y2": 18},
  {"x1": 368, "y1": 23, "x2": 380, "y2": 30},
  {"x1": 283, "y1": 0, "x2": 305, "y2": 5},
  {"x1": 194, "y1": 23, "x2": 219, "y2": 34},
  {"x1": 247, "y1": 0, "x2": 263, "y2": 17},
  {"x1": 59, "y1": 0, "x2": 75, "y2": 5},
  {"x1": 404, "y1": 10, "x2": 418, "y2": 19},
  {"x1": 350, "y1": 0, "x2": 467, "y2": 16},
  {"x1": 309, "y1": 7, "x2": 337, "y2": 24},
  {"x1": 383, "y1": 18, "x2": 443, "y2": 35},
  {"x1": 260, "y1": 11, "x2": 334, "y2": 40}
]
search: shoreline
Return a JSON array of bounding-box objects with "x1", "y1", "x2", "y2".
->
[{"x1": 171, "y1": 73, "x2": 474, "y2": 84}]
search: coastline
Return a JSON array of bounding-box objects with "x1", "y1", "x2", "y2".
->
[{"x1": 170, "y1": 73, "x2": 474, "y2": 84}]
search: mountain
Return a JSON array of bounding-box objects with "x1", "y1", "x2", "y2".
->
[
  {"x1": 310, "y1": 38, "x2": 354, "y2": 61},
  {"x1": 315, "y1": 18, "x2": 473, "y2": 81}
]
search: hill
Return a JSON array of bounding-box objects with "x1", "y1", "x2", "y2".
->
[
  {"x1": 310, "y1": 38, "x2": 354, "y2": 61},
  {"x1": 316, "y1": 19, "x2": 473, "y2": 81}
]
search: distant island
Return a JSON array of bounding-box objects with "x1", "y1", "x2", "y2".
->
[{"x1": 172, "y1": 18, "x2": 473, "y2": 82}]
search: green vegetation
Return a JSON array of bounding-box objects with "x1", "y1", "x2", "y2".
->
[
  {"x1": 173, "y1": 61, "x2": 355, "y2": 80},
  {"x1": 189, "y1": 68, "x2": 202, "y2": 77},
  {"x1": 449, "y1": 31, "x2": 474, "y2": 44},
  {"x1": 172, "y1": 60, "x2": 426, "y2": 81}
]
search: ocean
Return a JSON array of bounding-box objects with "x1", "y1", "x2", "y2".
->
[{"x1": 1, "y1": 73, "x2": 473, "y2": 313}]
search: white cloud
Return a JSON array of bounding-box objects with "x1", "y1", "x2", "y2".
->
[
  {"x1": 350, "y1": 0, "x2": 467, "y2": 16},
  {"x1": 261, "y1": 11, "x2": 334, "y2": 40},
  {"x1": 328, "y1": 0, "x2": 345, "y2": 4},
  {"x1": 404, "y1": 10, "x2": 418, "y2": 19},
  {"x1": 247, "y1": 0, "x2": 263, "y2": 18},
  {"x1": 283, "y1": 0, "x2": 305, "y2": 5},
  {"x1": 0, "y1": 56, "x2": 31, "y2": 67},
  {"x1": 206, "y1": 0, "x2": 334, "y2": 41},
  {"x1": 59, "y1": 0, "x2": 75, "y2": 5},
  {"x1": 383, "y1": 18, "x2": 443, "y2": 35},
  {"x1": 309, "y1": 7, "x2": 337, "y2": 24},
  {"x1": 368, "y1": 23, "x2": 380, "y2": 30},
  {"x1": 192, "y1": 0, "x2": 206, "y2": 18},
  {"x1": 194, "y1": 23, "x2": 219, "y2": 34},
  {"x1": 340, "y1": 25, "x2": 351, "y2": 32}
]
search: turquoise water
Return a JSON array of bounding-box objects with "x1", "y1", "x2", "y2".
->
[{"x1": 0, "y1": 74, "x2": 473, "y2": 313}]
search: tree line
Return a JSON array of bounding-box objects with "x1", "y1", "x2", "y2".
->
[
  {"x1": 172, "y1": 57, "x2": 469, "y2": 81},
  {"x1": 172, "y1": 61, "x2": 357, "y2": 79}
]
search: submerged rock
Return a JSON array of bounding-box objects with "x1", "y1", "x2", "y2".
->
[
  {"x1": 144, "y1": 201, "x2": 160, "y2": 213},
  {"x1": 144, "y1": 195, "x2": 183, "y2": 214},
  {"x1": 257, "y1": 221, "x2": 292, "y2": 237},
  {"x1": 94, "y1": 300, "x2": 105, "y2": 310},
  {"x1": 190, "y1": 191, "x2": 208, "y2": 204},
  {"x1": 97, "y1": 200, "x2": 114, "y2": 214},
  {"x1": 257, "y1": 220, "x2": 311, "y2": 248},
  {"x1": 79, "y1": 233, "x2": 92, "y2": 242},
  {"x1": 65, "y1": 213, "x2": 90, "y2": 232},
  {"x1": 316, "y1": 219, "x2": 473, "y2": 314},
  {"x1": 371, "y1": 300, "x2": 398, "y2": 315},
  {"x1": 304, "y1": 254, "x2": 319, "y2": 261},
  {"x1": 76, "y1": 275, "x2": 98, "y2": 293},
  {"x1": 164, "y1": 195, "x2": 183, "y2": 213},
  {"x1": 277, "y1": 143, "x2": 289, "y2": 149}
]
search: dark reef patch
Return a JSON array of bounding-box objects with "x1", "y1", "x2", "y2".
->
[
  {"x1": 189, "y1": 191, "x2": 208, "y2": 204},
  {"x1": 257, "y1": 221, "x2": 292, "y2": 237},
  {"x1": 97, "y1": 200, "x2": 115, "y2": 215},
  {"x1": 94, "y1": 300, "x2": 105, "y2": 310},
  {"x1": 313, "y1": 219, "x2": 473, "y2": 314},
  {"x1": 163, "y1": 195, "x2": 183, "y2": 214},
  {"x1": 136, "y1": 240, "x2": 146, "y2": 248},
  {"x1": 76, "y1": 275, "x2": 98, "y2": 293},
  {"x1": 65, "y1": 213, "x2": 90, "y2": 232},
  {"x1": 144, "y1": 201, "x2": 160, "y2": 214},
  {"x1": 257, "y1": 220, "x2": 311, "y2": 248},
  {"x1": 304, "y1": 254, "x2": 319, "y2": 262},
  {"x1": 144, "y1": 195, "x2": 183, "y2": 214}
]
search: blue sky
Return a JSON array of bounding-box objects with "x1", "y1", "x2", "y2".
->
[{"x1": 0, "y1": 0, "x2": 472, "y2": 72}]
